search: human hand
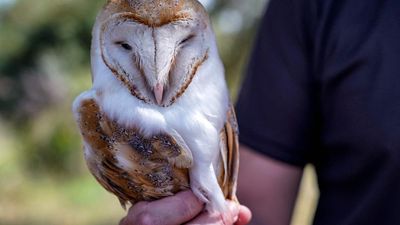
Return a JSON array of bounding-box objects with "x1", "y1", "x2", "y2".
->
[
  {"x1": 185, "y1": 200, "x2": 251, "y2": 225},
  {"x1": 119, "y1": 190, "x2": 252, "y2": 225}
]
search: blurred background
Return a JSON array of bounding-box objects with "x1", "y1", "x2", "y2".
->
[{"x1": 0, "y1": 0, "x2": 318, "y2": 224}]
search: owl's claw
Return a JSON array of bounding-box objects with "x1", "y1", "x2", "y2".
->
[
  {"x1": 190, "y1": 175, "x2": 227, "y2": 214},
  {"x1": 192, "y1": 185, "x2": 210, "y2": 204}
]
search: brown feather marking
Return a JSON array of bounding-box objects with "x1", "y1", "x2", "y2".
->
[
  {"x1": 105, "y1": 0, "x2": 193, "y2": 28},
  {"x1": 218, "y1": 127, "x2": 228, "y2": 197},
  {"x1": 226, "y1": 105, "x2": 239, "y2": 201},
  {"x1": 77, "y1": 98, "x2": 190, "y2": 208},
  {"x1": 217, "y1": 105, "x2": 240, "y2": 201},
  {"x1": 100, "y1": 47, "x2": 151, "y2": 104},
  {"x1": 117, "y1": 12, "x2": 191, "y2": 28},
  {"x1": 169, "y1": 49, "x2": 209, "y2": 105}
]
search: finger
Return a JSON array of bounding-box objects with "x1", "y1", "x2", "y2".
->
[
  {"x1": 185, "y1": 211, "x2": 221, "y2": 225},
  {"x1": 227, "y1": 201, "x2": 241, "y2": 223},
  {"x1": 124, "y1": 190, "x2": 204, "y2": 225},
  {"x1": 186, "y1": 201, "x2": 240, "y2": 225},
  {"x1": 235, "y1": 205, "x2": 252, "y2": 225}
]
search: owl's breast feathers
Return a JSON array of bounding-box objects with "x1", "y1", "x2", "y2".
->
[{"x1": 75, "y1": 96, "x2": 238, "y2": 207}]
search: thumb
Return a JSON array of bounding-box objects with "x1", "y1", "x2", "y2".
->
[{"x1": 227, "y1": 201, "x2": 252, "y2": 225}]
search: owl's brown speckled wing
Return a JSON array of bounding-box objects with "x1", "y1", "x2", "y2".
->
[
  {"x1": 218, "y1": 105, "x2": 239, "y2": 201},
  {"x1": 75, "y1": 96, "x2": 239, "y2": 207},
  {"x1": 75, "y1": 97, "x2": 191, "y2": 208}
]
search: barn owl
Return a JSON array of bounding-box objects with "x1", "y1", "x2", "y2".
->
[{"x1": 72, "y1": 0, "x2": 239, "y2": 215}]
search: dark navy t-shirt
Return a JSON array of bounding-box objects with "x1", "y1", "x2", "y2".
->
[{"x1": 236, "y1": 0, "x2": 400, "y2": 224}]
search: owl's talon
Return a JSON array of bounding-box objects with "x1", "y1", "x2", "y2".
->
[{"x1": 192, "y1": 187, "x2": 210, "y2": 204}]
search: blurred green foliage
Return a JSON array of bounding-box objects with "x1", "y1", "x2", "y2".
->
[{"x1": 0, "y1": 0, "x2": 267, "y2": 224}]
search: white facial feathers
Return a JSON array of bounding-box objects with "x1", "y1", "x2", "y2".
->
[{"x1": 95, "y1": 5, "x2": 211, "y2": 106}]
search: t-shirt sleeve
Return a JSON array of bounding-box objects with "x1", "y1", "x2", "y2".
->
[{"x1": 235, "y1": 0, "x2": 318, "y2": 167}]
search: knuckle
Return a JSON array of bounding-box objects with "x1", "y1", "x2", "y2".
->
[
  {"x1": 131, "y1": 201, "x2": 148, "y2": 211},
  {"x1": 169, "y1": 198, "x2": 201, "y2": 224},
  {"x1": 134, "y1": 211, "x2": 158, "y2": 225},
  {"x1": 180, "y1": 203, "x2": 192, "y2": 217},
  {"x1": 218, "y1": 212, "x2": 233, "y2": 225},
  {"x1": 178, "y1": 198, "x2": 197, "y2": 218}
]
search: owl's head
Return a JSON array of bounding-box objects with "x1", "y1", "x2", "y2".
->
[{"x1": 92, "y1": 0, "x2": 218, "y2": 107}]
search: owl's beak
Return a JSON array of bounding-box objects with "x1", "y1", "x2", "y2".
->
[{"x1": 154, "y1": 83, "x2": 164, "y2": 105}]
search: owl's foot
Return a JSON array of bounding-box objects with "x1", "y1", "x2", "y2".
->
[
  {"x1": 191, "y1": 182, "x2": 211, "y2": 204},
  {"x1": 190, "y1": 172, "x2": 228, "y2": 214}
]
